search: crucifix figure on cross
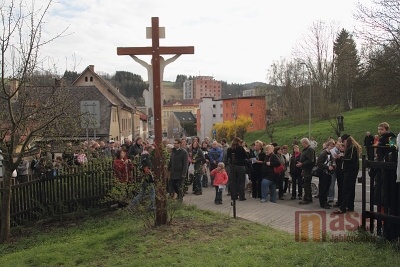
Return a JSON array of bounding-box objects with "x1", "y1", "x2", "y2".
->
[
  {"x1": 129, "y1": 54, "x2": 181, "y2": 115},
  {"x1": 117, "y1": 17, "x2": 194, "y2": 124}
]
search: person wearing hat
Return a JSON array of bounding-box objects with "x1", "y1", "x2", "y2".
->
[{"x1": 333, "y1": 134, "x2": 362, "y2": 214}]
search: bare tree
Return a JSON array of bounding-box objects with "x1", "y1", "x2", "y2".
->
[
  {"x1": 295, "y1": 21, "x2": 338, "y2": 113},
  {"x1": 355, "y1": 0, "x2": 400, "y2": 50},
  {"x1": 0, "y1": 0, "x2": 74, "y2": 243},
  {"x1": 268, "y1": 59, "x2": 308, "y2": 123},
  {"x1": 355, "y1": 0, "x2": 400, "y2": 105}
]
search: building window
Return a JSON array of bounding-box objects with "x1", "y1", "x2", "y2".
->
[
  {"x1": 85, "y1": 76, "x2": 88, "y2": 82},
  {"x1": 213, "y1": 114, "x2": 216, "y2": 118},
  {"x1": 90, "y1": 76, "x2": 93, "y2": 82},
  {"x1": 250, "y1": 102, "x2": 253, "y2": 107},
  {"x1": 213, "y1": 104, "x2": 216, "y2": 108},
  {"x1": 250, "y1": 113, "x2": 253, "y2": 117}
]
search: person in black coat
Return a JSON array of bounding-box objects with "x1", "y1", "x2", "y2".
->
[
  {"x1": 363, "y1": 131, "x2": 375, "y2": 161},
  {"x1": 168, "y1": 139, "x2": 189, "y2": 201},
  {"x1": 296, "y1": 138, "x2": 316, "y2": 204},
  {"x1": 334, "y1": 134, "x2": 362, "y2": 214},
  {"x1": 128, "y1": 137, "x2": 143, "y2": 159},
  {"x1": 260, "y1": 144, "x2": 281, "y2": 203},
  {"x1": 316, "y1": 140, "x2": 335, "y2": 209},
  {"x1": 249, "y1": 140, "x2": 265, "y2": 199},
  {"x1": 289, "y1": 145, "x2": 303, "y2": 200},
  {"x1": 226, "y1": 137, "x2": 249, "y2": 201}
]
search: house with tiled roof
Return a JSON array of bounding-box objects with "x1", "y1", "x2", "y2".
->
[
  {"x1": 168, "y1": 112, "x2": 197, "y2": 138},
  {"x1": 4, "y1": 83, "x2": 116, "y2": 144},
  {"x1": 47, "y1": 85, "x2": 115, "y2": 140},
  {"x1": 162, "y1": 99, "x2": 201, "y2": 137},
  {"x1": 72, "y1": 65, "x2": 148, "y2": 141}
]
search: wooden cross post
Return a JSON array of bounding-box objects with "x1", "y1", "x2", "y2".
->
[{"x1": 117, "y1": 17, "x2": 194, "y2": 225}]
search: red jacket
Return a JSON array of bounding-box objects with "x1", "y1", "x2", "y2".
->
[
  {"x1": 113, "y1": 159, "x2": 133, "y2": 182},
  {"x1": 211, "y1": 168, "x2": 228, "y2": 186}
]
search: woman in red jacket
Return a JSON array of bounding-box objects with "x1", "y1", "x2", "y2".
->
[{"x1": 113, "y1": 149, "x2": 134, "y2": 182}]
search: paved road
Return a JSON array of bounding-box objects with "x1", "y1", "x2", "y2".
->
[{"x1": 183, "y1": 171, "x2": 370, "y2": 239}]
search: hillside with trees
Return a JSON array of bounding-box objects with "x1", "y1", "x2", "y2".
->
[{"x1": 266, "y1": 1, "x2": 400, "y2": 126}]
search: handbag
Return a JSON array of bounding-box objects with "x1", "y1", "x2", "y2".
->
[
  {"x1": 188, "y1": 163, "x2": 195, "y2": 175},
  {"x1": 273, "y1": 163, "x2": 285, "y2": 174}
]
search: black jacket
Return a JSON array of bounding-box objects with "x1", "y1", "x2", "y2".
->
[
  {"x1": 299, "y1": 145, "x2": 315, "y2": 171},
  {"x1": 289, "y1": 152, "x2": 302, "y2": 175},
  {"x1": 341, "y1": 145, "x2": 359, "y2": 172},
  {"x1": 261, "y1": 153, "x2": 281, "y2": 183},
  {"x1": 226, "y1": 146, "x2": 249, "y2": 166}
]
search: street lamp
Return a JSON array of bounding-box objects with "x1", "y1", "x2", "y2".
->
[{"x1": 299, "y1": 62, "x2": 312, "y2": 140}]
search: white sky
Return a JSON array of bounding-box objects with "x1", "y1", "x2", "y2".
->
[{"x1": 34, "y1": 0, "x2": 369, "y2": 84}]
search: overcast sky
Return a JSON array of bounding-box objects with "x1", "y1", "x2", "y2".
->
[{"x1": 36, "y1": 0, "x2": 368, "y2": 84}]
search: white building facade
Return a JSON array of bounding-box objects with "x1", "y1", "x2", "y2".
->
[{"x1": 198, "y1": 97, "x2": 223, "y2": 140}]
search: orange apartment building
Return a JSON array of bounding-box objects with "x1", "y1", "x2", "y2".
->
[
  {"x1": 223, "y1": 96, "x2": 267, "y2": 132},
  {"x1": 192, "y1": 76, "x2": 222, "y2": 100}
]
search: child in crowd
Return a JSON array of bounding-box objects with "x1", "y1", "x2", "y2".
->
[{"x1": 210, "y1": 162, "x2": 228, "y2": 205}]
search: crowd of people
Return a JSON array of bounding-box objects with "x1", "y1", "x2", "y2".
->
[{"x1": 15, "y1": 120, "x2": 398, "y2": 215}]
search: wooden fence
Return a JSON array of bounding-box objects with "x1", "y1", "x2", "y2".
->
[
  {"x1": 0, "y1": 159, "x2": 114, "y2": 226},
  {"x1": 361, "y1": 152, "x2": 400, "y2": 241}
]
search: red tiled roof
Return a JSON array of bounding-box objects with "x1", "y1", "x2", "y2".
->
[{"x1": 140, "y1": 113, "x2": 148, "y2": 121}]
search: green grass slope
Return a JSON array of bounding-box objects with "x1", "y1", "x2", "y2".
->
[
  {"x1": 1, "y1": 207, "x2": 399, "y2": 266},
  {"x1": 245, "y1": 106, "x2": 400, "y2": 148}
]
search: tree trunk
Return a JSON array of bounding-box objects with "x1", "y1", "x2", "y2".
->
[{"x1": 0, "y1": 170, "x2": 12, "y2": 243}]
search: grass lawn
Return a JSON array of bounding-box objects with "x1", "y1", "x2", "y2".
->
[
  {"x1": 0, "y1": 205, "x2": 399, "y2": 267},
  {"x1": 245, "y1": 106, "x2": 400, "y2": 148}
]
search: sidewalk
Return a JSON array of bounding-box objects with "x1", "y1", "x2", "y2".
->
[{"x1": 183, "y1": 182, "x2": 366, "y2": 236}]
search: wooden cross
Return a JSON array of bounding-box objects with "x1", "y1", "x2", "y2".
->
[
  {"x1": 117, "y1": 17, "x2": 194, "y2": 224},
  {"x1": 117, "y1": 17, "x2": 194, "y2": 145}
]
